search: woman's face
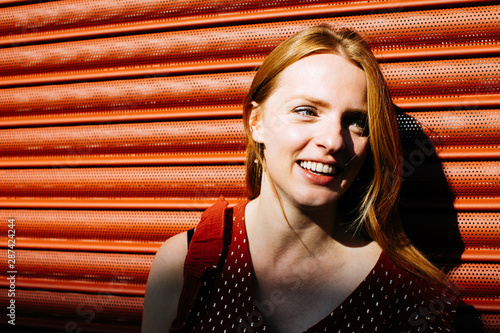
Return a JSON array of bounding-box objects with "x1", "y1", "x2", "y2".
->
[{"x1": 250, "y1": 53, "x2": 370, "y2": 210}]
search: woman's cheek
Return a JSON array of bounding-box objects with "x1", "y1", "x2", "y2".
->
[
  {"x1": 266, "y1": 112, "x2": 290, "y2": 136},
  {"x1": 354, "y1": 137, "x2": 370, "y2": 156}
]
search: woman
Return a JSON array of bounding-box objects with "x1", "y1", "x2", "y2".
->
[{"x1": 142, "y1": 25, "x2": 459, "y2": 332}]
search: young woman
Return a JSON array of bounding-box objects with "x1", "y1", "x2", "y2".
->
[{"x1": 142, "y1": 25, "x2": 459, "y2": 332}]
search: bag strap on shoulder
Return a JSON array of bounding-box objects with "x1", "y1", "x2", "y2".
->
[{"x1": 170, "y1": 196, "x2": 231, "y2": 332}]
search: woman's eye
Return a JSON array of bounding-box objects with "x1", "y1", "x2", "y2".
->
[
  {"x1": 348, "y1": 117, "x2": 369, "y2": 135},
  {"x1": 293, "y1": 106, "x2": 317, "y2": 116}
]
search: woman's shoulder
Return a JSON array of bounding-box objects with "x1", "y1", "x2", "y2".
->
[
  {"x1": 145, "y1": 231, "x2": 188, "y2": 299},
  {"x1": 144, "y1": 231, "x2": 188, "y2": 290},
  {"x1": 142, "y1": 232, "x2": 188, "y2": 332},
  {"x1": 154, "y1": 231, "x2": 189, "y2": 270}
]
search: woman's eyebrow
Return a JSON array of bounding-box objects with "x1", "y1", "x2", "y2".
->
[
  {"x1": 291, "y1": 95, "x2": 331, "y2": 108},
  {"x1": 345, "y1": 108, "x2": 368, "y2": 116}
]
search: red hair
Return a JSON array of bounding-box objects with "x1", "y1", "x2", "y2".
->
[{"x1": 243, "y1": 25, "x2": 446, "y2": 284}]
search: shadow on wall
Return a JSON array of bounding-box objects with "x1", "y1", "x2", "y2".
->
[
  {"x1": 396, "y1": 107, "x2": 484, "y2": 332},
  {"x1": 397, "y1": 110, "x2": 464, "y2": 267}
]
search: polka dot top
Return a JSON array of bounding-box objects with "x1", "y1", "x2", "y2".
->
[{"x1": 179, "y1": 201, "x2": 459, "y2": 333}]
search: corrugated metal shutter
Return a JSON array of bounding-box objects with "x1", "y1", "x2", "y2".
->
[{"x1": 0, "y1": 0, "x2": 498, "y2": 332}]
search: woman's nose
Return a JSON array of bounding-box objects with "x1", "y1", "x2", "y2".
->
[{"x1": 313, "y1": 119, "x2": 346, "y2": 153}]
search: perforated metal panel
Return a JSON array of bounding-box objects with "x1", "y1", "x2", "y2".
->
[
  {"x1": 1, "y1": 57, "x2": 499, "y2": 116},
  {"x1": 1, "y1": 289, "x2": 142, "y2": 325},
  {"x1": 0, "y1": 0, "x2": 498, "y2": 332},
  {"x1": 0, "y1": 209, "x2": 201, "y2": 244},
  {"x1": 0, "y1": 0, "x2": 369, "y2": 37},
  {"x1": 384, "y1": 58, "x2": 500, "y2": 97},
  {"x1": 0, "y1": 166, "x2": 246, "y2": 198},
  {"x1": 447, "y1": 263, "x2": 500, "y2": 299},
  {"x1": 399, "y1": 110, "x2": 500, "y2": 158},
  {"x1": 459, "y1": 213, "x2": 500, "y2": 249},
  {"x1": 482, "y1": 314, "x2": 500, "y2": 333},
  {"x1": 0, "y1": 73, "x2": 251, "y2": 115},
  {"x1": 1, "y1": 5, "x2": 498, "y2": 80},
  {"x1": 0, "y1": 119, "x2": 245, "y2": 157}
]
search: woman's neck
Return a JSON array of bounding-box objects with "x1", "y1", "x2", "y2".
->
[
  {"x1": 245, "y1": 189, "x2": 373, "y2": 262},
  {"x1": 245, "y1": 192, "x2": 337, "y2": 259}
]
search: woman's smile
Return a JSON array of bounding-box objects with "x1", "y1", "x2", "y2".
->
[
  {"x1": 299, "y1": 160, "x2": 337, "y2": 175},
  {"x1": 297, "y1": 160, "x2": 337, "y2": 186}
]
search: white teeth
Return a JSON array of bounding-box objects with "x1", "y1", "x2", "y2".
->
[{"x1": 299, "y1": 160, "x2": 336, "y2": 175}]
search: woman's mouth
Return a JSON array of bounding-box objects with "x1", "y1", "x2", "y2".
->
[{"x1": 299, "y1": 160, "x2": 338, "y2": 176}]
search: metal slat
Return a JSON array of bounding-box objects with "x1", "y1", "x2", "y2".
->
[
  {"x1": 0, "y1": 0, "x2": 495, "y2": 46},
  {"x1": 3, "y1": 45, "x2": 500, "y2": 87},
  {"x1": 0, "y1": 110, "x2": 497, "y2": 167},
  {"x1": 0, "y1": 119, "x2": 245, "y2": 158},
  {"x1": 0, "y1": 208, "x2": 201, "y2": 244},
  {"x1": 0, "y1": 250, "x2": 152, "y2": 286},
  {"x1": 0, "y1": 166, "x2": 246, "y2": 198},
  {"x1": 0, "y1": 197, "x2": 244, "y2": 210},
  {"x1": 0, "y1": 162, "x2": 496, "y2": 209},
  {"x1": 0, "y1": 109, "x2": 498, "y2": 167},
  {"x1": 0, "y1": 6, "x2": 498, "y2": 87},
  {"x1": 0, "y1": 289, "x2": 143, "y2": 325},
  {"x1": 0, "y1": 162, "x2": 497, "y2": 199},
  {"x1": 1, "y1": 210, "x2": 497, "y2": 255},
  {"x1": 0, "y1": 153, "x2": 246, "y2": 167},
  {"x1": 1, "y1": 58, "x2": 499, "y2": 116},
  {"x1": 0, "y1": 106, "x2": 243, "y2": 128},
  {"x1": 0, "y1": 238, "x2": 163, "y2": 253}
]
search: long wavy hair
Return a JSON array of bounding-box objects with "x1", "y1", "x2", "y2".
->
[{"x1": 242, "y1": 25, "x2": 446, "y2": 284}]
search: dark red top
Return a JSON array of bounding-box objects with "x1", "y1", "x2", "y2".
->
[{"x1": 173, "y1": 199, "x2": 459, "y2": 332}]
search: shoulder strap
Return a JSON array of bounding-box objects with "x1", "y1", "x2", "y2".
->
[{"x1": 169, "y1": 196, "x2": 231, "y2": 332}]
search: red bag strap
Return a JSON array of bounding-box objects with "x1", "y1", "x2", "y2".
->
[{"x1": 170, "y1": 196, "x2": 231, "y2": 332}]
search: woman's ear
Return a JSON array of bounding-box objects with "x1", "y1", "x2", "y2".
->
[{"x1": 249, "y1": 102, "x2": 265, "y2": 143}]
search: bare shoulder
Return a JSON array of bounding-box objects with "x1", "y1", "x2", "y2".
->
[
  {"x1": 149, "y1": 231, "x2": 188, "y2": 274},
  {"x1": 142, "y1": 231, "x2": 188, "y2": 333}
]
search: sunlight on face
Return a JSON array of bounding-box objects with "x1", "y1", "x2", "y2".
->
[{"x1": 250, "y1": 53, "x2": 370, "y2": 209}]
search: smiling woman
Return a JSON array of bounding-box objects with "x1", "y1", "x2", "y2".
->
[{"x1": 142, "y1": 25, "x2": 466, "y2": 333}]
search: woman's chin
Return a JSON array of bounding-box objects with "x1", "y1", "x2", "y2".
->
[{"x1": 288, "y1": 191, "x2": 341, "y2": 211}]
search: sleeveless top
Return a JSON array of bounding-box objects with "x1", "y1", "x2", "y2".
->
[{"x1": 171, "y1": 198, "x2": 459, "y2": 333}]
